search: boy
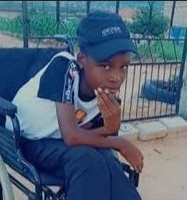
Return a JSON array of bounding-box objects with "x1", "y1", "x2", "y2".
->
[{"x1": 6, "y1": 11, "x2": 143, "y2": 200}]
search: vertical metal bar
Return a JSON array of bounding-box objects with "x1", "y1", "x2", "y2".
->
[
  {"x1": 153, "y1": 55, "x2": 161, "y2": 117},
  {"x1": 172, "y1": 39, "x2": 180, "y2": 114},
  {"x1": 147, "y1": 39, "x2": 154, "y2": 117},
  {"x1": 22, "y1": 1, "x2": 29, "y2": 48},
  {"x1": 168, "y1": 1, "x2": 176, "y2": 38},
  {"x1": 134, "y1": 39, "x2": 143, "y2": 119},
  {"x1": 115, "y1": 1, "x2": 120, "y2": 14},
  {"x1": 129, "y1": 65, "x2": 136, "y2": 119},
  {"x1": 141, "y1": 40, "x2": 150, "y2": 118},
  {"x1": 141, "y1": 63, "x2": 148, "y2": 118},
  {"x1": 135, "y1": 64, "x2": 142, "y2": 119},
  {"x1": 176, "y1": 30, "x2": 187, "y2": 113},
  {"x1": 172, "y1": 63, "x2": 179, "y2": 114},
  {"x1": 86, "y1": 1, "x2": 91, "y2": 15},
  {"x1": 121, "y1": 67, "x2": 129, "y2": 120},
  {"x1": 169, "y1": 64, "x2": 174, "y2": 114},
  {"x1": 56, "y1": 1, "x2": 60, "y2": 34},
  {"x1": 173, "y1": 39, "x2": 178, "y2": 61},
  {"x1": 42, "y1": 1, "x2": 45, "y2": 12},
  {"x1": 159, "y1": 39, "x2": 166, "y2": 115}
]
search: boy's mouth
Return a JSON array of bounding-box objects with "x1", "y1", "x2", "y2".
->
[
  {"x1": 95, "y1": 87, "x2": 119, "y2": 96},
  {"x1": 106, "y1": 87, "x2": 119, "y2": 94}
]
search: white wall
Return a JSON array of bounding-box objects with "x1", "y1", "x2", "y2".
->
[{"x1": 164, "y1": 1, "x2": 187, "y2": 27}]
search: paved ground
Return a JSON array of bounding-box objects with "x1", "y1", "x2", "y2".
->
[{"x1": 133, "y1": 130, "x2": 187, "y2": 200}]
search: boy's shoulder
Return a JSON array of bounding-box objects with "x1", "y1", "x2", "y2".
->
[{"x1": 50, "y1": 51, "x2": 78, "y2": 71}]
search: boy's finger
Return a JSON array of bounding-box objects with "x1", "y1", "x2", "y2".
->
[
  {"x1": 97, "y1": 88, "x2": 111, "y2": 109},
  {"x1": 98, "y1": 89, "x2": 117, "y2": 109},
  {"x1": 97, "y1": 96, "x2": 110, "y2": 115},
  {"x1": 101, "y1": 90, "x2": 120, "y2": 110},
  {"x1": 106, "y1": 91, "x2": 120, "y2": 107}
]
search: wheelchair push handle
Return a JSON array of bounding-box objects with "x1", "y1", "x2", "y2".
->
[{"x1": 54, "y1": 34, "x2": 74, "y2": 55}]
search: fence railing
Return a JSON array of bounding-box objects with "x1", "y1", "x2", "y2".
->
[{"x1": 121, "y1": 38, "x2": 185, "y2": 121}]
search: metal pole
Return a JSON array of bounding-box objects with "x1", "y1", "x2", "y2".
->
[
  {"x1": 42, "y1": 1, "x2": 45, "y2": 12},
  {"x1": 86, "y1": 1, "x2": 91, "y2": 15},
  {"x1": 168, "y1": 1, "x2": 176, "y2": 38},
  {"x1": 115, "y1": 1, "x2": 120, "y2": 14},
  {"x1": 56, "y1": 1, "x2": 60, "y2": 34},
  {"x1": 22, "y1": 1, "x2": 29, "y2": 48},
  {"x1": 176, "y1": 28, "x2": 187, "y2": 113}
]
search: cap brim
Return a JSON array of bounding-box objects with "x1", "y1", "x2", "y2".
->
[{"x1": 85, "y1": 38, "x2": 138, "y2": 62}]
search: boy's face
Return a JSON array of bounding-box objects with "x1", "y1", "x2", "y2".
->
[{"x1": 78, "y1": 52, "x2": 130, "y2": 97}]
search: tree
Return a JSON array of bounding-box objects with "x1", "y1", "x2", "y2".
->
[{"x1": 129, "y1": 1, "x2": 169, "y2": 38}]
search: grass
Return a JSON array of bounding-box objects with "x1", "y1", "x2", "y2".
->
[
  {"x1": 135, "y1": 40, "x2": 183, "y2": 62},
  {"x1": 0, "y1": 12, "x2": 80, "y2": 37}
]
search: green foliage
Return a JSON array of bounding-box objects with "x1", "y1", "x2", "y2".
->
[
  {"x1": 0, "y1": 12, "x2": 79, "y2": 37},
  {"x1": 30, "y1": 12, "x2": 79, "y2": 36},
  {"x1": 129, "y1": 2, "x2": 169, "y2": 38},
  {"x1": 58, "y1": 18, "x2": 80, "y2": 37},
  {"x1": 0, "y1": 15, "x2": 22, "y2": 36},
  {"x1": 136, "y1": 40, "x2": 183, "y2": 61},
  {"x1": 29, "y1": 12, "x2": 56, "y2": 36}
]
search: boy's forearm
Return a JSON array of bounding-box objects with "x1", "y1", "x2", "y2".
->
[
  {"x1": 66, "y1": 127, "x2": 122, "y2": 151},
  {"x1": 92, "y1": 126, "x2": 110, "y2": 136},
  {"x1": 83, "y1": 125, "x2": 118, "y2": 136}
]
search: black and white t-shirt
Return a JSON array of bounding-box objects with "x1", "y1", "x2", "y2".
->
[{"x1": 6, "y1": 51, "x2": 101, "y2": 139}]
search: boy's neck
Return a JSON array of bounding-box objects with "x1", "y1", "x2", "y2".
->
[{"x1": 79, "y1": 72, "x2": 95, "y2": 102}]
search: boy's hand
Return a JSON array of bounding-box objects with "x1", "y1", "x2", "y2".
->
[
  {"x1": 95, "y1": 88, "x2": 121, "y2": 135},
  {"x1": 119, "y1": 137, "x2": 144, "y2": 173}
]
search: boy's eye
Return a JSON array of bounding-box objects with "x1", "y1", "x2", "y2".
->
[
  {"x1": 102, "y1": 65, "x2": 110, "y2": 70},
  {"x1": 121, "y1": 65, "x2": 128, "y2": 70}
]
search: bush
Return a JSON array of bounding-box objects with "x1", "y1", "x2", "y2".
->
[
  {"x1": 136, "y1": 40, "x2": 183, "y2": 61},
  {"x1": 129, "y1": 2, "x2": 169, "y2": 38},
  {"x1": 0, "y1": 15, "x2": 22, "y2": 36},
  {"x1": 30, "y1": 12, "x2": 79, "y2": 37},
  {"x1": 0, "y1": 12, "x2": 80, "y2": 37}
]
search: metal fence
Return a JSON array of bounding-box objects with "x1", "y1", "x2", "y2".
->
[{"x1": 120, "y1": 37, "x2": 186, "y2": 121}]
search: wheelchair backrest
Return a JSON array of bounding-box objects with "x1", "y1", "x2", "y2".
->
[{"x1": 0, "y1": 47, "x2": 68, "y2": 126}]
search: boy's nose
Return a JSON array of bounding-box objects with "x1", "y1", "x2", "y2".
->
[{"x1": 109, "y1": 73, "x2": 121, "y2": 83}]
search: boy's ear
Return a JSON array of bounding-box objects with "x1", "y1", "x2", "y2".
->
[{"x1": 77, "y1": 52, "x2": 87, "y2": 69}]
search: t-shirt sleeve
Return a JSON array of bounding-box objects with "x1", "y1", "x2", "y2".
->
[{"x1": 37, "y1": 56, "x2": 77, "y2": 104}]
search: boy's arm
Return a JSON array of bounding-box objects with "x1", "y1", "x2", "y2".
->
[
  {"x1": 56, "y1": 103, "x2": 144, "y2": 173},
  {"x1": 56, "y1": 103, "x2": 120, "y2": 149}
]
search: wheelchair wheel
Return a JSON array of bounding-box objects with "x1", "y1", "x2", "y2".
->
[{"x1": 0, "y1": 155, "x2": 15, "y2": 200}]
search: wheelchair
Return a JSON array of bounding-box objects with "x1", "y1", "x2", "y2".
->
[
  {"x1": 0, "y1": 36, "x2": 139, "y2": 200},
  {"x1": 0, "y1": 154, "x2": 15, "y2": 200}
]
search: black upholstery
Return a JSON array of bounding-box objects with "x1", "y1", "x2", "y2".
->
[{"x1": 0, "y1": 48, "x2": 64, "y2": 127}]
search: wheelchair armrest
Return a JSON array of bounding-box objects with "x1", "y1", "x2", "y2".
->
[
  {"x1": 0, "y1": 111, "x2": 42, "y2": 186},
  {"x1": 0, "y1": 97, "x2": 17, "y2": 118}
]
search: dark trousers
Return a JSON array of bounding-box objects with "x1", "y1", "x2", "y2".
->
[{"x1": 20, "y1": 137, "x2": 142, "y2": 200}]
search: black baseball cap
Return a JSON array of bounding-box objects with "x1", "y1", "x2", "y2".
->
[{"x1": 76, "y1": 11, "x2": 137, "y2": 62}]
